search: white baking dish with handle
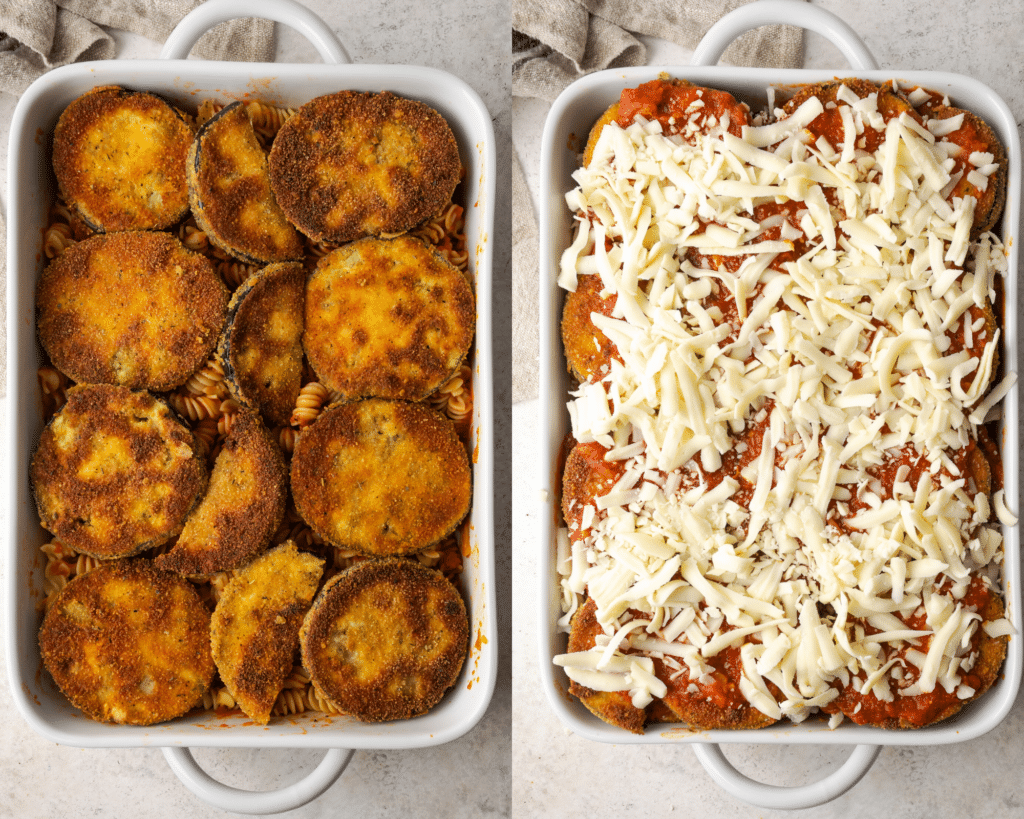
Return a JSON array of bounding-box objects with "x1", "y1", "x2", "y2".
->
[
  {"x1": 537, "y1": 0, "x2": 1020, "y2": 810},
  {"x1": 4, "y1": 0, "x2": 497, "y2": 813}
]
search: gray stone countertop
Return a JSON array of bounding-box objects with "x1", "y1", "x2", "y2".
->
[
  {"x1": 513, "y1": 1, "x2": 1024, "y2": 817},
  {"x1": 0, "y1": 1, "x2": 511, "y2": 816}
]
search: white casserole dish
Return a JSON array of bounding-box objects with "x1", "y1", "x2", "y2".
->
[
  {"x1": 537, "y1": 0, "x2": 1020, "y2": 809},
  {"x1": 4, "y1": 0, "x2": 497, "y2": 813}
]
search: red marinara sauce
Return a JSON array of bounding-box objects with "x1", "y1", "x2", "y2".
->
[
  {"x1": 827, "y1": 579, "x2": 994, "y2": 727},
  {"x1": 617, "y1": 79, "x2": 749, "y2": 139}
]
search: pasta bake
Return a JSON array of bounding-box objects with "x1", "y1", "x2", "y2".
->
[{"x1": 554, "y1": 77, "x2": 1016, "y2": 733}]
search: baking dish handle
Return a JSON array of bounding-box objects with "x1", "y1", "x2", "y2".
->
[
  {"x1": 692, "y1": 742, "x2": 880, "y2": 810},
  {"x1": 162, "y1": 746, "x2": 353, "y2": 815},
  {"x1": 690, "y1": 0, "x2": 879, "y2": 71},
  {"x1": 160, "y1": 0, "x2": 349, "y2": 64}
]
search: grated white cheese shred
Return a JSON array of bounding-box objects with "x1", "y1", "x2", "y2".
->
[{"x1": 555, "y1": 81, "x2": 1012, "y2": 727}]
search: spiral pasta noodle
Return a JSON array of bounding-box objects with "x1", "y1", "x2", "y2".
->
[
  {"x1": 276, "y1": 425, "x2": 298, "y2": 455},
  {"x1": 217, "y1": 259, "x2": 259, "y2": 290},
  {"x1": 178, "y1": 217, "x2": 211, "y2": 254},
  {"x1": 196, "y1": 99, "x2": 224, "y2": 127},
  {"x1": 305, "y1": 684, "x2": 345, "y2": 715},
  {"x1": 38, "y1": 540, "x2": 75, "y2": 610},
  {"x1": 245, "y1": 100, "x2": 296, "y2": 140},
  {"x1": 271, "y1": 687, "x2": 307, "y2": 716},
  {"x1": 37, "y1": 364, "x2": 69, "y2": 418},
  {"x1": 290, "y1": 382, "x2": 332, "y2": 427},
  {"x1": 43, "y1": 221, "x2": 75, "y2": 259},
  {"x1": 168, "y1": 392, "x2": 223, "y2": 423},
  {"x1": 282, "y1": 665, "x2": 312, "y2": 689},
  {"x1": 202, "y1": 686, "x2": 237, "y2": 710},
  {"x1": 411, "y1": 202, "x2": 469, "y2": 274},
  {"x1": 429, "y1": 364, "x2": 473, "y2": 423},
  {"x1": 184, "y1": 358, "x2": 228, "y2": 399}
]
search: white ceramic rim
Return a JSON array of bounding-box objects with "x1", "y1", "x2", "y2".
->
[
  {"x1": 4, "y1": 9, "x2": 498, "y2": 756},
  {"x1": 536, "y1": 3, "x2": 1022, "y2": 754}
]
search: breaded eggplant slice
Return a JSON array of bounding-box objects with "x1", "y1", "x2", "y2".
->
[
  {"x1": 268, "y1": 90, "x2": 461, "y2": 244},
  {"x1": 561, "y1": 441, "x2": 625, "y2": 541},
  {"x1": 290, "y1": 398, "x2": 471, "y2": 556},
  {"x1": 615, "y1": 78, "x2": 750, "y2": 140},
  {"x1": 217, "y1": 262, "x2": 305, "y2": 427},
  {"x1": 781, "y1": 79, "x2": 919, "y2": 153},
  {"x1": 156, "y1": 409, "x2": 287, "y2": 576},
  {"x1": 304, "y1": 236, "x2": 475, "y2": 401},
  {"x1": 658, "y1": 645, "x2": 777, "y2": 730},
  {"x1": 210, "y1": 541, "x2": 324, "y2": 724},
  {"x1": 583, "y1": 79, "x2": 750, "y2": 165},
  {"x1": 927, "y1": 105, "x2": 1007, "y2": 237},
  {"x1": 39, "y1": 559, "x2": 214, "y2": 725},
  {"x1": 187, "y1": 102, "x2": 304, "y2": 265},
  {"x1": 582, "y1": 103, "x2": 619, "y2": 167},
  {"x1": 36, "y1": 231, "x2": 229, "y2": 392},
  {"x1": 52, "y1": 86, "x2": 193, "y2": 233},
  {"x1": 561, "y1": 274, "x2": 621, "y2": 384},
  {"x1": 31, "y1": 385, "x2": 207, "y2": 559},
  {"x1": 824, "y1": 578, "x2": 1007, "y2": 729},
  {"x1": 299, "y1": 558, "x2": 468, "y2": 722},
  {"x1": 566, "y1": 598, "x2": 646, "y2": 734}
]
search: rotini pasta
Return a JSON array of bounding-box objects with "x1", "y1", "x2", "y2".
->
[
  {"x1": 184, "y1": 357, "x2": 228, "y2": 399},
  {"x1": 178, "y1": 216, "x2": 211, "y2": 254},
  {"x1": 304, "y1": 683, "x2": 345, "y2": 715},
  {"x1": 43, "y1": 221, "x2": 75, "y2": 259},
  {"x1": 276, "y1": 425, "x2": 298, "y2": 455},
  {"x1": 429, "y1": 364, "x2": 473, "y2": 423},
  {"x1": 411, "y1": 201, "x2": 469, "y2": 275},
  {"x1": 202, "y1": 686, "x2": 237, "y2": 710},
  {"x1": 168, "y1": 391, "x2": 223, "y2": 423},
  {"x1": 245, "y1": 100, "x2": 296, "y2": 141},
  {"x1": 289, "y1": 381, "x2": 331, "y2": 427},
  {"x1": 271, "y1": 687, "x2": 307, "y2": 716},
  {"x1": 217, "y1": 259, "x2": 259, "y2": 289}
]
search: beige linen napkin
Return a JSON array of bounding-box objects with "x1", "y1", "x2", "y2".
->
[
  {"x1": 0, "y1": 0, "x2": 274, "y2": 97},
  {"x1": 512, "y1": 0, "x2": 805, "y2": 402}
]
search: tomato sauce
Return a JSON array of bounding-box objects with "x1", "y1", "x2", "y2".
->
[
  {"x1": 617, "y1": 79, "x2": 749, "y2": 140},
  {"x1": 562, "y1": 441, "x2": 627, "y2": 540},
  {"x1": 800, "y1": 83, "x2": 920, "y2": 155},
  {"x1": 826, "y1": 578, "x2": 992, "y2": 727}
]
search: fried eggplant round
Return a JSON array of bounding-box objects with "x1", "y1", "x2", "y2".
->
[
  {"x1": 781, "y1": 79, "x2": 918, "y2": 153},
  {"x1": 268, "y1": 90, "x2": 461, "y2": 244},
  {"x1": 582, "y1": 103, "x2": 619, "y2": 167},
  {"x1": 824, "y1": 579, "x2": 1007, "y2": 729},
  {"x1": 187, "y1": 101, "x2": 304, "y2": 265},
  {"x1": 36, "y1": 231, "x2": 229, "y2": 392},
  {"x1": 31, "y1": 385, "x2": 207, "y2": 559},
  {"x1": 156, "y1": 409, "x2": 287, "y2": 576},
  {"x1": 39, "y1": 559, "x2": 214, "y2": 725},
  {"x1": 290, "y1": 398, "x2": 471, "y2": 556},
  {"x1": 210, "y1": 541, "x2": 325, "y2": 724},
  {"x1": 52, "y1": 86, "x2": 193, "y2": 233},
  {"x1": 927, "y1": 104, "x2": 1007, "y2": 237},
  {"x1": 299, "y1": 557, "x2": 468, "y2": 722},
  {"x1": 566, "y1": 598, "x2": 646, "y2": 734},
  {"x1": 304, "y1": 236, "x2": 475, "y2": 401},
  {"x1": 217, "y1": 261, "x2": 305, "y2": 427},
  {"x1": 561, "y1": 273, "x2": 620, "y2": 384}
]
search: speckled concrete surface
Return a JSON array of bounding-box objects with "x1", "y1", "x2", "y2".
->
[
  {"x1": 0, "y1": 1, "x2": 511, "y2": 816},
  {"x1": 513, "y1": 1, "x2": 1024, "y2": 816}
]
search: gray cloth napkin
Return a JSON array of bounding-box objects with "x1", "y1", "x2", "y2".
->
[
  {"x1": 0, "y1": 0, "x2": 275, "y2": 98},
  {"x1": 512, "y1": 0, "x2": 805, "y2": 403}
]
